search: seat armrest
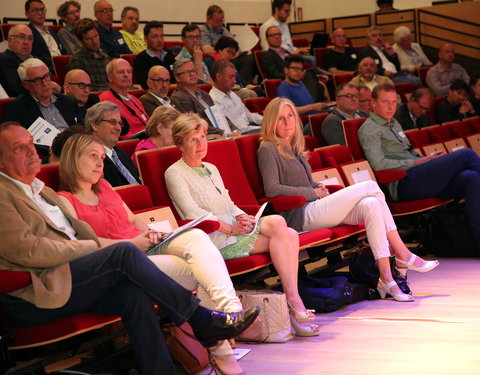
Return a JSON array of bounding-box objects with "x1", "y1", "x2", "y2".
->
[
  {"x1": 177, "y1": 220, "x2": 220, "y2": 234},
  {"x1": 0, "y1": 271, "x2": 32, "y2": 294},
  {"x1": 259, "y1": 195, "x2": 306, "y2": 212},
  {"x1": 374, "y1": 170, "x2": 407, "y2": 184}
]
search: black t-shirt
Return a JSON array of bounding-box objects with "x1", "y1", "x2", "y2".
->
[{"x1": 323, "y1": 46, "x2": 359, "y2": 72}]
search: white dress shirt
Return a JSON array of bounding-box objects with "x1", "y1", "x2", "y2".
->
[{"x1": 371, "y1": 45, "x2": 397, "y2": 74}]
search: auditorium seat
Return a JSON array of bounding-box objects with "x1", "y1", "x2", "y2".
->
[
  {"x1": 264, "y1": 79, "x2": 282, "y2": 98},
  {"x1": 117, "y1": 138, "x2": 140, "y2": 156},
  {"x1": 244, "y1": 97, "x2": 271, "y2": 115},
  {"x1": 309, "y1": 112, "x2": 329, "y2": 147},
  {"x1": 52, "y1": 55, "x2": 71, "y2": 86},
  {"x1": 120, "y1": 54, "x2": 138, "y2": 84}
]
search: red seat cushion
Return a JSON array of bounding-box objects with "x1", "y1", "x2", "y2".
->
[
  {"x1": 37, "y1": 164, "x2": 60, "y2": 191},
  {"x1": 225, "y1": 253, "x2": 272, "y2": 276},
  {"x1": 0, "y1": 271, "x2": 32, "y2": 294},
  {"x1": 115, "y1": 185, "x2": 154, "y2": 212}
]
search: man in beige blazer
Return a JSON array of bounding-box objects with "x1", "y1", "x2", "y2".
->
[{"x1": 0, "y1": 122, "x2": 257, "y2": 375}]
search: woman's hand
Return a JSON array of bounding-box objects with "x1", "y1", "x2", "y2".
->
[
  {"x1": 232, "y1": 215, "x2": 256, "y2": 235},
  {"x1": 315, "y1": 184, "x2": 330, "y2": 199},
  {"x1": 131, "y1": 230, "x2": 161, "y2": 252}
]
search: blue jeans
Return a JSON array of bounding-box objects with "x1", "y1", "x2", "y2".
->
[
  {"x1": 3, "y1": 242, "x2": 201, "y2": 375},
  {"x1": 398, "y1": 148, "x2": 480, "y2": 247},
  {"x1": 392, "y1": 71, "x2": 421, "y2": 88}
]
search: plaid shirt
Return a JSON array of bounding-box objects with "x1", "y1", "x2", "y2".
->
[{"x1": 67, "y1": 47, "x2": 111, "y2": 91}]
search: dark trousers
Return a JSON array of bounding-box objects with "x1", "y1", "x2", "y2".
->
[
  {"x1": 398, "y1": 148, "x2": 480, "y2": 247},
  {"x1": 3, "y1": 243, "x2": 200, "y2": 375}
]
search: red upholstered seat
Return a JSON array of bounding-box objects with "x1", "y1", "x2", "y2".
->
[
  {"x1": 333, "y1": 73, "x2": 354, "y2": 88},
  {"x1": 244, "y1": 97, "x2": 271, "y2": 115},
  {"x1": 313, "y1": 47, "x2": 330, "y2": 70},
  {"x1": 464, "y1": 116, "x2": 480, "y2": 133},
  {"x1": 117, "y1": 138, "x2": 140, "y2": 157},
  {"x1": 264, "y1": 79, "x2": 283, "y2": 99},
  {"x1": 446, "y1": 119, "x2": 474, "y2": 138},
  {"x1": 114, "y1": 184, "x2": 154, "y2": 212},
  {"x1": 37, "y1": 164, "x2": 61, "y2": 191},
  {"x1": 120, "y1": 54, "x2": 138, "y2": 84},
  {"x1": 52, "y1": 55, "x2": 71, "y2": 86},
  {"x1": 249, "y1": 26, "x2": 261, "y2": 52},
  {"x1": 309, "y1": 113, "x2": 329, "y2": 147},
  {"x1": 394, "y1": 82, "x2": 415, "y2": 103},
  {"x1": 127, "y1": 88, "x2": 147, "y2": 98},
  {"x1": 423, "y1": 124, "x2": 453, "y2": 142},
  {"x1": 317, "y1": 145, "x2": 354, "y2": 167},
  {"x1": 253, "y1": 50, "x2": 267, "y2": 80},
  {"x1": 405, "y1": 128, "x2": 431, "y2": 148},
  {"x1": 0, "y1": 98, "x2": 14, "y2": 123},
  {"x1": 418, "y1": 66, "x2": 430, "y2": 87},
  {"x1": 428, "y1": 96, "x2": 445, "y2": 124}
]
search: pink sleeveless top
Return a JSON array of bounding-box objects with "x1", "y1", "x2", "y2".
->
[{"x1": 58, "y1": 179, "x2": 141, "y2": 239}]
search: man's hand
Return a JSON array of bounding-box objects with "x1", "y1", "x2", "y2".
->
[
  {"x1": 459, "y1": 100, "x2": 475, "y2": 115},
  {"x1": 415, "y1": 151, "x2": 443, "y2": 166}
]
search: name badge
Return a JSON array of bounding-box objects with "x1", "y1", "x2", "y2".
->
[
  {"x1": 375, "y1": 59, "x2": 380, "y2": 64},
  {"x1": 118, "y1": 38, "x2": 125, "y2": 45},
  {"x1": 351, "y1": 53, "x2": 357, "y2": 59},
  {"x1": 398, "y1": 131, "x2": 406, "y2": 138},
  {"x1": 48, "y1": 205, "x2": 62, "y2": 216},
  {"x1": 141, "y1": 114, "x2": 147, "y2": 121}
]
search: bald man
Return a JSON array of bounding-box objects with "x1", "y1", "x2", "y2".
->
[
  {"x1": 0, "y1": 24, "x2": 34, "y2": 96},
  {"x1": 139, "y1": 65, "x2": 176, "y2": 116},
  {"x1": 63, "y1": 69, "x2": 99, "y2": 122},
  {"x1": 323, "y1": 28, "x2": 359, "y2": 74},
  {"x1": 426, "y1": 43, "x2": 470, "y2": 96}
]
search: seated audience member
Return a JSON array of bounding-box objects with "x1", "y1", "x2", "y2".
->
[
  {"x1": 57, "y1": 1, "x2": 82, "y2": 54},
  {"x1": 262, "y1": 27, "x2": 327, "y2": 102},
  {"x1": 323, "y1": 28, "x2": 359, "y2": 74},
  {"x1": 358, "y1": 84, "x2": 480, "y2": 249},
  {"x1": 0, "y1": 25, "x2": 34, "y2": 97},
  {"x1": 209, "y1": 60, "x2": 261, "y2": 134},
  {"x1": 134, "y1": 21, "x2": 176, "y2": 89},
  {"x1": 26, "y1": 0, "x2": 66, "y2": 72},
  {"x1": 322, "y1": 83, "x2": 367, "y2": 145},
  {"x1": 57, "y1": 133, "x2": 250, "y2": 375},
  {"x1": 4, "y1": 58, "x2": 80, "y2": 133},
  {"x1": 166, "y1": 112, "x2": 319, "y2": 335},
  {"x1": 392, "y1": 26, "x2": 432, "y2": 74},
  {"x1": 42, "y1": 124, "x2": 87, "y2": 164},
  {"x1": 258, "y1": 97, "x2": 438, "y2": 302},
  {"x1": 259, "y1": 0, "x2": 315, "y2": 67},
  {"x1": 204, "y1": 36, "x2": 258, "y2": 100},
  {"x1": 86, "y1": 101, "x2": 141, "y2": 186},
  {"x1": 0, "y1": 122, "x2": 258, "y2": 375},
  {"x1": 68, "y1": 18, "x2": 111, "y2": 92},
  {"x1": 359, "y1": 26, "x2": 420, "y2": 88},
  {"x1": 170, "y1": 59, "x2": 228, "y2": 136},
  {"x1": 94, "y1": 0, "x2": 131, "y2": 58},
  {"x1": 358, "y1": 85, "x2": 373, "y2": 114},
  {"x1": 139, "y1": 66, "x2": 176, "y2": 116},
  {"x1": 435, "y1": 79, "x2": 475, "y2": 123},
  {"x1": 133, "y1": 106, "x2": 180, "y2": 156},
  {"x1": 200, "y1": 5, "x2": 257, "y2": 84},
  {"x1": 376, "y1": 0, "x2": 397, "y2": 12},
  {"x1": 470, "y1": 72, "x2": 480, "y2": 116},
  {"x1": 277, "y1": 55, "x2": 329, "y2": 116},
  {"x1": 426, "y1": 43, "x2": 470, "y2": 97},
  {"x1": 99, "y1": 59, "x2": 149, "y2": 139},
  {"x1": 394, "y1": 87, "x2": 433, "y2": 130},
  {"x1": 119, "y1": 6, "x2": 146, "y2": 54},
  {"x1": 350, "y1": 57, "x2": 393, "y2": 91},
  {"x1": 63, "y1": 69, "x2": 100, "y2": 122},
  {"x1": 176, "y1": 24, "x2": 212, "y2": 84}
]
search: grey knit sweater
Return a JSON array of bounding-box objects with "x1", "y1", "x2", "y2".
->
[{"x1": 257, "y1": 142, "x2": 319, "y2": 231}]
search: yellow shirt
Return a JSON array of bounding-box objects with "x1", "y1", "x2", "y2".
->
[{"x1": 119, "y1": 30, "x2": 146, "y2": 54}]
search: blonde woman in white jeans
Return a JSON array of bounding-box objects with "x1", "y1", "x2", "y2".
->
[{"x1": 257, "y1": 97, "x2": 439, "y2": 302}]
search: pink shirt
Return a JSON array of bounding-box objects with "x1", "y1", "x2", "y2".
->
[
  {"x1": 58, "y1": 179, "x2": 141, "y2": 239},
  {"x1": 132, "y1": 138, "x2": 158, "y2": 164}
]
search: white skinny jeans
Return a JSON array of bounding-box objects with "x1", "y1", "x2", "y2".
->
[
  {"x1": 303, "y1": 181, "x2": 397, "y2": 260},
  {"x1": 149, "y1": 228, "x2": 242, "y2": 355}
]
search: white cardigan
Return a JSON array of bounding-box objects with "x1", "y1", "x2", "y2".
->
[
  {"x1": 393, "y1": 42, "x2": 431, "y2": 73},
  {"x1": 165, "y1": 158, "x2": 245, "y2": 249}
]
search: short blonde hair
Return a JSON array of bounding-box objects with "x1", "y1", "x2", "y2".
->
[
  {"x1": 393, "y1": 26, "x2": 411, "y2": 43},
  {"x1": 260, "y1": 97, "x2": 306, "y2": 160},
  {"x1": 146, "y1": 106, "x2": 180, "y2": 137},
  {"x1": 172, "y1": 113, "x2": 208, "y2": 148},
  {"x1": 59, "y1": 133, "x2": 104, "y2": 194}
]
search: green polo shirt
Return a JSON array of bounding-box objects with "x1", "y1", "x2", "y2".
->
[{"x1": 358, "y1": 112, "x2": 421, "y2": 201}]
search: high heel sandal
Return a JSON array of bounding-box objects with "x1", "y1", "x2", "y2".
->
[
  {"x1": 396, "y1": 254, "x2": 439, "y2": 273},
  {"x1": 209, "y1": 352, "x2": 246, "y2": 375},
  {"x1": 287, "y1": 305, "x2": 320, "y2": 337},
  {"x1": 286, "y1": 302, "x2": 315, "y2": 322},
  {"x1": 377, "y1": 279, "x2": 414, "y2": 302}
]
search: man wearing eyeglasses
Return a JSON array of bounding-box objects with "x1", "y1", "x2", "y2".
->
[
  {"x1": 359, "y1": 83, "x2": 480, "y2": 250},
  {"x1": 64, "y1": 69, "x2": 100, "y2": 122},
  {"x1": 0, "y1": 25, "x2": 34, "y2": 97},
  {"x1": 134, "y1": 21, "x2": 176, "y2": 90},
  {"x1": 139, "y1": 66, "x2": 176, "y2": 116},
  {"x1": 94, "y1": 0, "x2": 131, "y2": 58},
  {"x1": 67, "y1": 18, "x2": 111, "y2": 92},
  {"x1": 322, "y1": 83, "x2": 368, "y2": 145},
  {"x1": 176, "y1": 24, "x2": 212, "y2": 85},
  {"x1": 25, "y1": 0, "x2": 66, "y2": 73},
  {"x1": 56, "y1": 0, "x2": 82, "y2": 55},
  {"x1": 394, "y1": 87, "x2": 433, "y2": 130}
]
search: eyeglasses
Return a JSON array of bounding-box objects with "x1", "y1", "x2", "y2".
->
[
  {"x1": 29, "y1": 7, "x2": 46, "y2": 14},
  {"x1": 10, "y1": 34, "x2": 34, "y2": 42},
  {"x1": 267, "y1": 33, "x2": 282, "y2": 38},
  {"x1": 415, "y1": 100, "x2": 430, "y2": 112},
  {"x1": 66, "y1": 82, "x2": 91, "y2": 90},
  {"x1": 96, "y1": 8, "x2": 114, "y2": 14},
  {"x1": 177, "y1": 69, "x2": 197, "y2": 76},
  {"x1": 287, "y1": 66, "x2": 305, "y2": 72},
  {"x1": 149, "y1": 77, "x2": 170, "y2": 84},
  {"x1": 100, "y1": 118, "x2": 124, "y2": 127},
  {"x1": 337, "y1": 94, "x2": 359, "y2": 100},
  {"x1": 24, "y1": 73, "x2": 51, "y2": 85},
  {"x1": 184, "y1": 35, "x2": 201, "y2": 40}
]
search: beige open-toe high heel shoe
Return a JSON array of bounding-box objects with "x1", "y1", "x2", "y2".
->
[
  {"x1": 396, "y1": 254, "x2": 439, "y2": 273},
  {"x1": 287, "y1": 304, "x2": 319, "y2": 337},
  {"x1": 209, "y1": 352, "x2": 247, "y2": 375},
  {"x1": 378, "y1": 279, "x2": 414, "y2": 302}
]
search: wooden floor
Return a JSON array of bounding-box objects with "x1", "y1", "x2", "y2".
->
[{"x1": 201, "y1": 258, "x2": 480, "y2": 375}]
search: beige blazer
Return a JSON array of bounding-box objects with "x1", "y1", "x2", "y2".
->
[{"x1": 0, "y1": 175, "x2": 100, "y2": 309}]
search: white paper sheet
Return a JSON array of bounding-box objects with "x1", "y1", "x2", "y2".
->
[
  {"x1": 205, "y1": 105, "x2": 232, "y2": 134},
  {"x1": 234, "y1": 24, "x2": 259, "y2": 52},
  {"x1": 351, "y1": 169, "x2": 372, "y2": 184},
  {"x1": 147, "y1": 220, "x2": 173, "y2": 233},
  {"x1": 319, "y1": 177, "x2": 340, "y2": 186},
  {"x1": 28, "y1": 117, "x2": 60, "y2": 146}
]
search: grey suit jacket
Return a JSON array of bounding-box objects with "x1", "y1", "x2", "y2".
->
[{"x1": 139, "y1": 91, "x2": 176, "y2": 117}]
